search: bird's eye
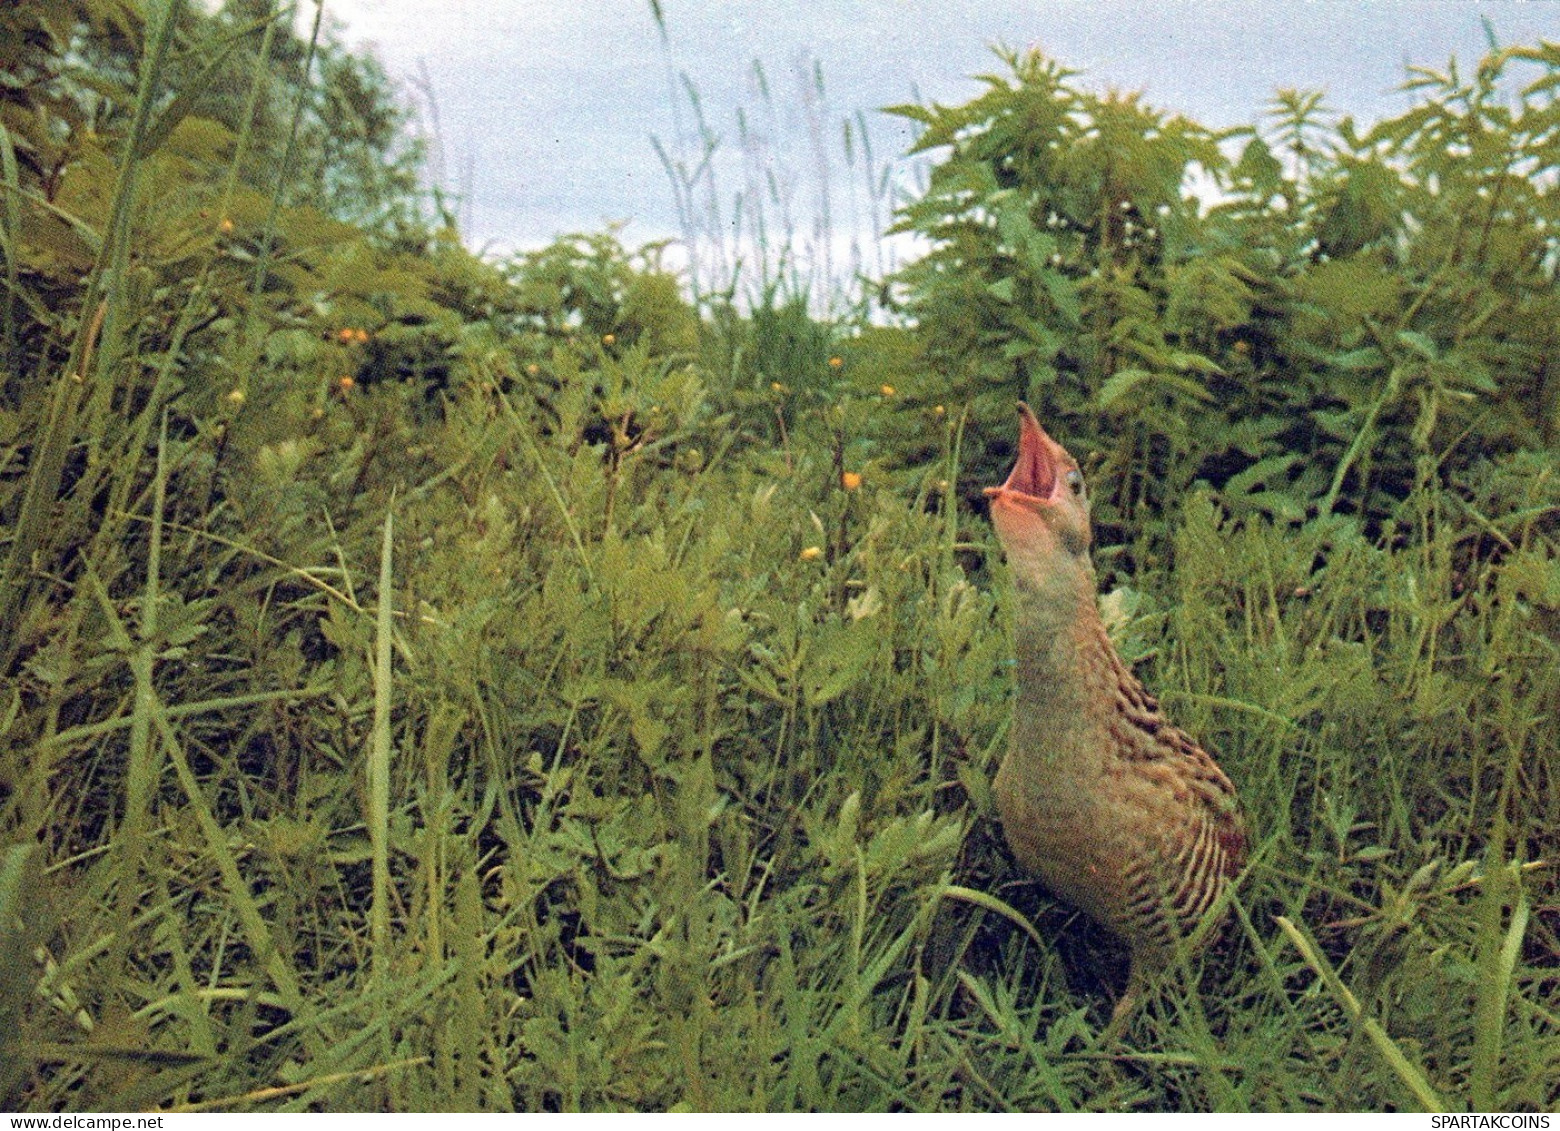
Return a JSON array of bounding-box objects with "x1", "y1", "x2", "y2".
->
[{"x1": 1066, "y1": 469, "x2": 1085, "y2": 496}]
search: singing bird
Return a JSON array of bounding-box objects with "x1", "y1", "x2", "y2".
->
[{"x1": 984, "y1": 402, "x2": 1247, "y2": 1030}]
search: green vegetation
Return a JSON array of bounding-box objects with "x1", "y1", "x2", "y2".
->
[{"x1": 0, "y1": 1, "x2": 1555, "y2": 1111}]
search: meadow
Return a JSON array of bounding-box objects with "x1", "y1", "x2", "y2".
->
[{"x1": 0, "y1": 2, "x2": 1556, "y2": 1111}]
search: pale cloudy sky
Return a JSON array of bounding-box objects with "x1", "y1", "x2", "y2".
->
[{"x1": 322, "y1": 1, "x2": 1558, "y2": 264}]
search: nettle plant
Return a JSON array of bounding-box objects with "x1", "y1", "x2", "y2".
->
[{"x1": 888, "y1": 43, "x2": 1560, "y2": 561}]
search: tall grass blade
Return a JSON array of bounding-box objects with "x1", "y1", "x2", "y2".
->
[
  {"x1": 1470, "y1": 864, "x2": 1529, "y2": 1111},
  {"x1": 1276, "y1": 915, "x2": 1446, "y2": 1112},
  {"x1": 938, "y1": 884, "x2": 1046, "y2": 951},
  {"x1": 0, "y1": 0, "x2": 181, "y2": 654},
  {"x1": 0, "y1": 123, "x2": 19, "y2": 378},
  {"x1": 370, "y1": 501, "x2": 396, "y2": 989},
  {"x1": 113, "y1": 413, "x2": 171, "y2": 976},
  {"x1": 0, "y1": 844, "x2": 42, "y2": 1098},
  {"x1": 249, "y1": 0, "x2": 324, "y2": 304}
]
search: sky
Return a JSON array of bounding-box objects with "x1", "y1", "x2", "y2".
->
[{"x1": 321, "y1": 0, "x2": 1559, "y2": 275}]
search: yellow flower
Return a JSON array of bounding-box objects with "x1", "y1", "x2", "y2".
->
[
  {"x1": 219, "y1": 218, "x2": 234, "y2": 234},
  {"x1": 602, "y1": 333, "x2": 616, "y2": 346},
  {"x1": 526, "y1": 363, "x2": 541, "y2": 377},
  {"x1": 841, "y1": 471, "x2": 862, "y2": 491},
  {"x1": 354, "y1": 328, "x2": 370, "y2": 343},
  {"x1": 933, "y1": 404, "x2": 945, "y2": 417},
  {"x1": 337, "y1": 328, "x2": 357, "y2": 343},
  {"x1": 338, "y1": 375, "x2": 355, "y2": 392},
  {"x1": 799, "y1": 546, "x2": 824, "y2": 562},
  {"x1": 226, "y1": 388, "x2": 245, "y2": 404},
  {"x1": 880, "y1": 384, "x2": 895, "y2": 397},
  {"x1": 828, "y1": 356, "x2": 843, "y2": 369}
]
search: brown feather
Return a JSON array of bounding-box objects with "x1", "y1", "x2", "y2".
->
[{"x1": 985, "y1": 403, "x2": 1247, "y2": 996}]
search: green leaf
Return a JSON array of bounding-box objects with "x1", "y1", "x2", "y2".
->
[
  {"x1": 1167, "y1": 349, "x2": 1226, "y2": 375},
  {"x1": 1225, "y1": 453, "x2": 1303, "y2": 497},
  {"x1": 1097, "y1": 367, "x2": 1153, "y2": 409},
  {"x1": 1396, "y1": 330, "x2": 1439, "y2": 360},
  {"x1": 1330, "y1": 347, "x2": 1386, "y2": 372}
]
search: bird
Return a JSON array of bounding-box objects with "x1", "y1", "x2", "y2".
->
[{"x1": 983, "y1": 402, "x2": 1247, "y2": 1034}]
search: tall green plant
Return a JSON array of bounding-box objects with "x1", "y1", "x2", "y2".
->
[
  {"x1": 0, "y1": 0, "x2": 185, "y2": 656},
  {"x1": 887, "y1": 48, "x2": 1231, "y2": 531},
  {"x1": 889, "y1": 42, "x2": 1560, "y2": 551}
]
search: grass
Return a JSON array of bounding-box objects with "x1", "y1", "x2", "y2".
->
[
  {"x1": 2, "y1": 359, "x2": 1556, "y2": 1110},
  {"x1": 1, "y1": 10, "x2": 1557, "y2": 1112}
]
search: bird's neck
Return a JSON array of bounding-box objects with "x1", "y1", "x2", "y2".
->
[{"x1": 1009, "y1": 557, "x2": 1118, "y2": 767}]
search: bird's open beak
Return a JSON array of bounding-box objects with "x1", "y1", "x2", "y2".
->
[{"x1": 984, "y1": 402, "x2": 1062, "y2": 506}]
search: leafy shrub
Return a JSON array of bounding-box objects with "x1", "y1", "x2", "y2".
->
[{"x1": 887, "y1": 44, "x2": 1560, "y2": 555}]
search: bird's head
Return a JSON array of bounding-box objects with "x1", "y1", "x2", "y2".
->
[{"x1": 984, "y1": 403, "x2": 1092, "y2": 577}]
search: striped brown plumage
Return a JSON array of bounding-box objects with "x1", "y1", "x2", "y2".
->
[{"x1": 984, "y1": 403, "x2": 1247, "y2": 1029}]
